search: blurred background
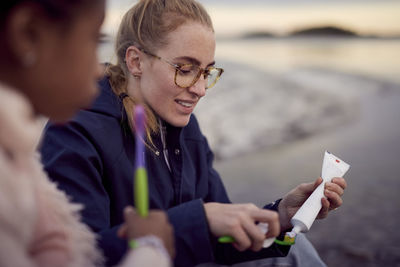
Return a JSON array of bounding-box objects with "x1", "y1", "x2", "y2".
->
[{"x1": 100, "y1": 1, "x2": 400, "y2": 266}]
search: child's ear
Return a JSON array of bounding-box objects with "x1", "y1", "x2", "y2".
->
[{"x1": 6, "y1": 3, "x2": 43, "y2": 67}]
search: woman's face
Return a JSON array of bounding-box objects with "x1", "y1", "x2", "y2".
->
[
  {"x1": 138, "y1": 22, "x2": 216, "y2": 127},
  {"x1": 28, "y1": 2, "x2": 105, "y2": 121}
]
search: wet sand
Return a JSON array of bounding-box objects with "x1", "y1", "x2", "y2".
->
[{"x1": 214, "y1": 85, "x2": 400, "y2": 266}]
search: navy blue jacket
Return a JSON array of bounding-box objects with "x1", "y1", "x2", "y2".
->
[{"x1": 39, "y1": 77, "x2": 289, "y2": 266}]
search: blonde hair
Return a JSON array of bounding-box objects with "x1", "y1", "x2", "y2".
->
[{"x1": 106, "y1": 0, "x2": 213, "y2": 146}]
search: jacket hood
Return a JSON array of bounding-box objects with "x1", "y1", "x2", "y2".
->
[{"x1": 88, "y1": 76, "x2": 126, "y2": 121}]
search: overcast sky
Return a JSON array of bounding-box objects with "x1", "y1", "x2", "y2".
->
[{"x1": 104, "y1": 0, "x2": 400, "y2": 37}]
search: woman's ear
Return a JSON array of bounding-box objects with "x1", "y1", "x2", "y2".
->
[{"x1": 125, "y1": 46, "x2": 143, "y2": 78}]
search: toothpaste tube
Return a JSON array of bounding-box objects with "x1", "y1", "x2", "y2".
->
[{"x1": 290, "y1": 151, "x2": 350, "y2": 234}]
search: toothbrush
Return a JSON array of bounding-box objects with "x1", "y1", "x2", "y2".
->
[{"x1": 134, "y1": 105, "x2": 148, "y2": 217}]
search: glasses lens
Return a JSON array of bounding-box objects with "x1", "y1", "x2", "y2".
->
[
  {"x1": 206, "y1": 68, "x2": 221, "y2": 89},
  {"x1": 175, "y1": 65, "x2": 223, "y2": 89},
  {"x1": 176, "y1": 64, "x2": 198, "y2": 88}
]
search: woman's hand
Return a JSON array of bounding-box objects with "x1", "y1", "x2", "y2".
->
[
  {"x1": 118, "y1": 206, "x2": 175, "y2": 258},
  {"x1": 278, "y1": 177, "x2": 347, "y2": 231},
  {"x1": 204, "y1": 202, "x2": 280, "y2": 252}
]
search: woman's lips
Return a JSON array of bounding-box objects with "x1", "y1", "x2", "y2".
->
[{"x1": 175, "y1": 99, "x2": 196, "y2": 113}]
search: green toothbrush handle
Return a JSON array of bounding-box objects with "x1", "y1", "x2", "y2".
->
[
  {"x1": 218, "y1": 234, "x2": 296, "y2": 245},
  {"x1": 218, "y1": 236, "x2": 235, "y2": 243},
  {"x1": 134, "y1": 167, "x2": 149, "y2": 217}
]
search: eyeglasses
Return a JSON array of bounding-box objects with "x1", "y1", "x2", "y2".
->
[{"x1": 140, "y1": 48, "x2": 224, "y2": 89}]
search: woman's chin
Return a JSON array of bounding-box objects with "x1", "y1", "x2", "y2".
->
[{"x1": 167, "y1": 114, "x2": 191, "y2": 128}]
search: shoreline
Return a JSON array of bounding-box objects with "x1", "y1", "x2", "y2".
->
[
  {"x1": 195, "y1": 60, "x2": 399, "y2": 161},
  {"x1": 214, "y1": 86, "x2": 400, "y2": 266}
]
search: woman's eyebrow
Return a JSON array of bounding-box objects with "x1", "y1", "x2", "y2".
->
[
  {"x1": 207, "y1": 61, "x2": 216, "y2": 67},
  {"x1": 174, "y1": 56, "x2": 215, "y2": 67}
]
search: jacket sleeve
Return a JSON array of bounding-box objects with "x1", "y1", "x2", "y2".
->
[
  {"x1": 202, "y1": 135, "x2": 291, "y2": 265},
  {"x1": 0, "y1": 157, "x2": 37, "y2": 267},
  {"x1": 167, "y1": 199, "x2": 215, "y2": 266},
  {"x1": 39, "y1": 121, "x2": 126, "y2": 266}
]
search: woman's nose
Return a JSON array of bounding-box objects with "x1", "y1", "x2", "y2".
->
[{"x1": 188, "y1": 74, "x2": 206, "y2": 97}]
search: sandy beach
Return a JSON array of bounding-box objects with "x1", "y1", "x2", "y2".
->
[
  {"x1": 188, "y1": 36, "x2": 400, "y2": 266},
  {"x1": 99, "y1": 34, "x2": 400, "y2": 266},
  {"x1": 210, "y1": 77, "x2": 400, "y2": 266}
]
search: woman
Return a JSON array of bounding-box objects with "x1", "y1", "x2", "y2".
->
[
  {"x1": 40, "y1": 0, "x2": 347, "y2": 266},
  {"x1": 0, "y1": 0, "x2": 174, "y2": 266}
]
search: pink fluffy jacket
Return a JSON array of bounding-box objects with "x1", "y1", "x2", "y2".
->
[{"x1": 0, "y1": 83, "x2": 103, "y2": 267}]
